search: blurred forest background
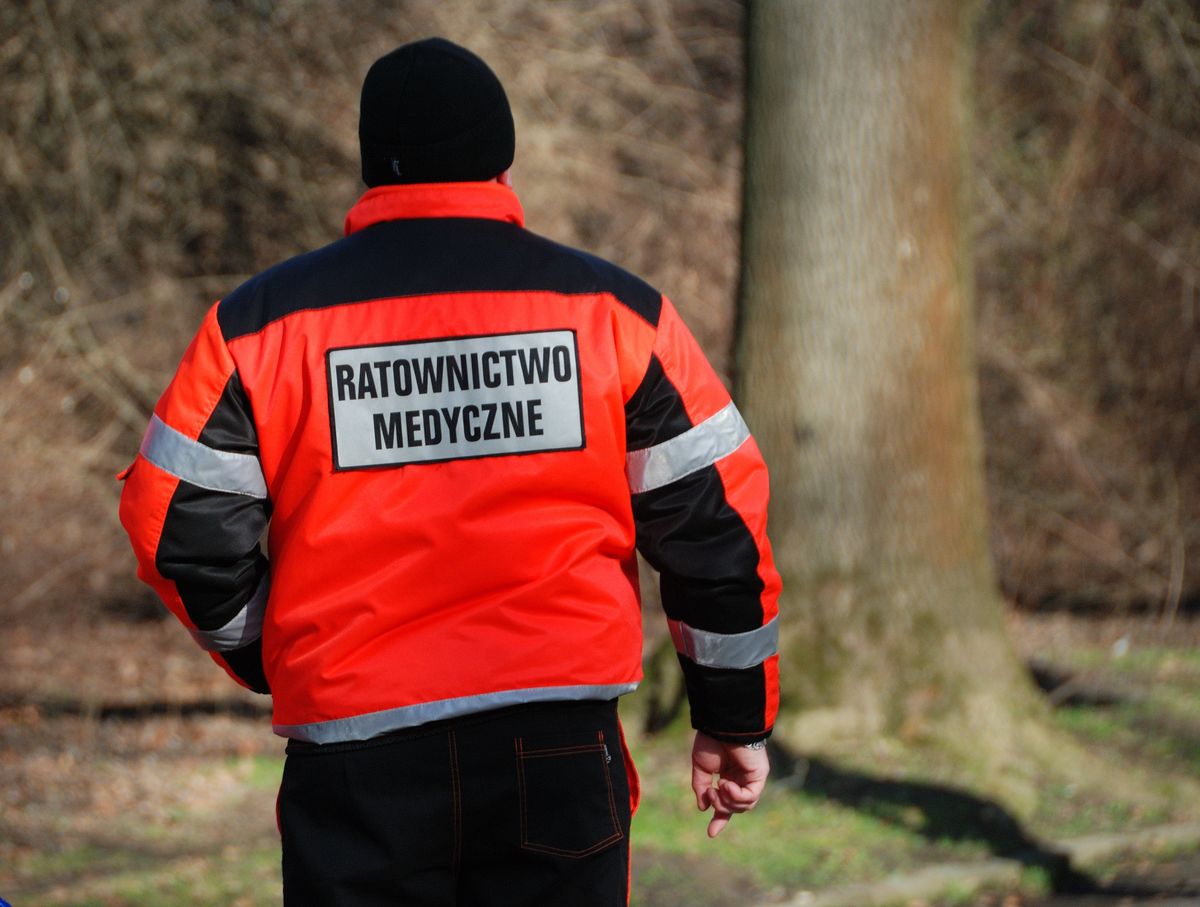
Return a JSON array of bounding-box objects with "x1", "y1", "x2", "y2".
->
[
  {"x1": 1, "y1": 0, "x2": 1197, "y2": 621},
  {"x1": 1, "y1": 1, "x2": 1198, "y2": 905}
]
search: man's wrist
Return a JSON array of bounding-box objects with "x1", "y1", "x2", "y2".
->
[{"x1": 695, "y1": 727, "x2": 773, "y2": 746}]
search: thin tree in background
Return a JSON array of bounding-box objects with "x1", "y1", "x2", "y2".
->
[{"x1": 736, "y1": 0, "x2": 1043, "y2": 787}]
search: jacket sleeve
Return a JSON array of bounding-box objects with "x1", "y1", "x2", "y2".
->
[
  {"x1": 118, "y1": 302, "x2": 272, "y2": 693},
  {"x1": 625, "y1": 297, "x2": 781, "y2": 743}
]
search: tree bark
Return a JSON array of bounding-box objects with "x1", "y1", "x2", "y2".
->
[{"x1": 736, "y1": 0, "x2": 1039, "y2": 751}]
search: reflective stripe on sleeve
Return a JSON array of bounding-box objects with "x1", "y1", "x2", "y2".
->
[
  {"x1": 140, "y1": 413, "x2": 268, "y2": 498},
  {"x1": 667, "y1": 616, "x2": 778, "y2": 670},
  {"x1": 274, "y1": 683, "x2": 640, "y2": 744},
  {"x1": 626, "y1": 401, "x2": 751, "y2": 494},
  {"x1": 188, "y1": 574, "x2": 269, "y2": 652}
]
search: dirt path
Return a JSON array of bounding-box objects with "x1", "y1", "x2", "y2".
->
[
  {"x1": 940, "y1": 850, "x2": 1200, "y2": 907},
  {"x1": 1024, "y1": 850, "x2": 1200, "y2": 906}
]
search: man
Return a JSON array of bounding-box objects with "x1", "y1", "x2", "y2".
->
[{"x1": 119, "y1": 37, "x2": 780, "y2": 906}]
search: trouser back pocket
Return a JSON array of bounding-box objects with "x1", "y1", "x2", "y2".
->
[{"x1": 516, "y1": 732, "x2": 623, "y2": 858}]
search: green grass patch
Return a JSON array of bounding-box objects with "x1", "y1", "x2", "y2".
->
[
  {"x1": 24, "y1": 847, "x2": 281, "y2": 907},
  {"x1": 1030, "y1": 774, "x2": 1150, "y2": 839},
  {"x1": 236, "y1": 753, "x2": 285, "y2": 790},
  {"x1": 1050, "y1": 637, "x2": 1200, "y2": 779},
  {"x1": 8, "y1": 843, "x2": 129, "y2": 887},
  {"x1": 1062, "y1": 646, "x2": 1200, "y2": 682},
  {"x1": 627, "y1": 732, "x2": 988, "y2": 891},
  {"x1": 1017, "y1": 863, "x2": 1054, "y2": 896},
  {"x1": 1027, "y1": 645, "x2": 1200, "y2": 837},
  {"x1": 929, "y1": 863, "x2": 1055, "y2": 907},
  {"x1": 12, "y1": 647, "x2": 1199, "y2": 906},
  {"x1": 1055, "y1": 702, "x2": 1200, "y2": 776}
]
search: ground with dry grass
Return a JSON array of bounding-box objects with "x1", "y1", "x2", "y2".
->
[{"x1": 2, "y1": 612, "x2": 1199, "y2": 906}]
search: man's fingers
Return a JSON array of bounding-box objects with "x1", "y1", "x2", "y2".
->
[
  {"x1": 707, "y1": 807, "x2": 732, "y2": 838},
  {"x1": 691, "y1": 732, "x2": 772, "y2": 831},
  {"x1": 698, "y1": 777, "x2": 762, "y2": 816},
  {"x1": 692, "y1": 767, "x2": 713, "y2": 810},
  {"x1": 690, "y1": 733, "x2": 773, "y2": 835},
  {"x1": 718, "y1": 777, "x2": 762, "y2": 808},
  {"x1": 708, "y1": 786, "x2": 756, "y2": 815}
]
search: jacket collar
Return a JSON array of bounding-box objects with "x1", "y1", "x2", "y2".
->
[{"x1": 344, "y1": 182, "x2": 525, "y2": 236}]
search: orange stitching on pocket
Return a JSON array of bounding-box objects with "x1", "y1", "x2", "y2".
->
[
  {"x1": 520, "y1": 744, "x2": 606, "y2": 759},
  {"x1": 521, "y1": 830, "x2": 623, "y2": 860},
  {"x1": 449, "y1": 730, "x2": 462, "y2": 876},
  {"x1": 515, "y1": 734, "x2": 624, "y2": 858},
  {"x1": 599, "y1": 730, "x2": 620, "y2": 836},
  {"x1": 515, "y1": 737, "x2": 528, "y2": 849}
]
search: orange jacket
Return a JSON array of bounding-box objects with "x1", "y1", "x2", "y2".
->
[{"x1": 119, "y1": 182, "x2": 780, "y2": 744}]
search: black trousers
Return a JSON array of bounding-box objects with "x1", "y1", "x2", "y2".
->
[{"x1": 279, "y1": 699, "x2": 636, "y2": 907}]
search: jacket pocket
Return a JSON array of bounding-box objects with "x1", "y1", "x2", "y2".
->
[{"x1": 516, "y1": 732, "x2": 623, "y2": 858}]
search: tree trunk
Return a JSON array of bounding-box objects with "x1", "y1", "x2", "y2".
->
[{"x1": 736, "y1": 0, "x2": 1040, "y2": 760}]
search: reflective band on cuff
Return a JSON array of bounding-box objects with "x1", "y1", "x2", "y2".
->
[
  {"x1": 189, "y1": 574, "x2": 269, "y2": 652},
  {"x1": 626, "y1": 401, "x2": 751, "y2": 494},
  {"x1": 274, "y1": 682, "x2": 640, "y2": 744},
  {"x1": 141, "y1": 413, "x2": 268, "y2": 498},
  {"x1": 668, "y1": 616, "x2": 778, "y2": 670}
]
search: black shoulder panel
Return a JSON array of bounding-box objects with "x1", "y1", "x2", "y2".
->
[
  {"x1": 624, "y1": 355, "x2": 693, "y2": 450},
  {"x1": 217, "y1": 218, "x2": 662, "y2": 341},
  {"x1": 198, "y1": 370, "x2": 258, "y2": 455},
  {"x1": 548, "y1": 240, "x2": 662, "y2": 326}
]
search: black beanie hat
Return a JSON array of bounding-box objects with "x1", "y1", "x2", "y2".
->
[{"x1": 359, "y1": 38, "x2": 515, "y2": 187}]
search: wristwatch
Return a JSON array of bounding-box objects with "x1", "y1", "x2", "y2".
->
[{"x1": 743, "y1": 740, "x2": 767, "y2": 750}]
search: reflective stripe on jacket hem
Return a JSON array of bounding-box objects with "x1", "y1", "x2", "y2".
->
[
  {"x1": 140, "y1": 413, "x2": 268, "y2": 498},
  {"x1": 668, "y1": 616, "x2": 778, "y2": 670},
  {"x1": 273, "y1": 682, "x2": 640, "y2": 744},
  {"x1": 625, "y1": 402, "x2": 750, "y2": 494}
]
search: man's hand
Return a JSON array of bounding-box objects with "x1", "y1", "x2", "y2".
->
[{"x1": 690, "y1": 731, "x2": 770, "y2": 838}]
